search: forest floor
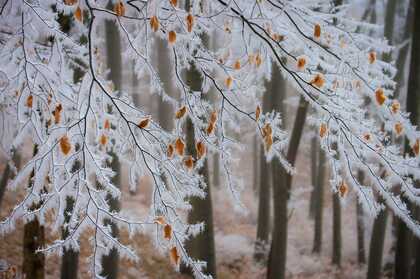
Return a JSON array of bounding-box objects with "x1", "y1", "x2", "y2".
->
[{"x1": 0, "y1": 138, "x2": 394, "y2": 279}]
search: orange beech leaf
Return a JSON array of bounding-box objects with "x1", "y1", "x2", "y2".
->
[
  {"x1": 175, "y1": 106, "x2": 187, "y2": 119},
  {"x1": 319, "y1": 123, "x2": 327, "y2": 138},
  {"x1": 272, "y1": 33, "x2": 284, "y2": 42},
  {"x1": 169, "y1": 247, "x2": 180, "y2": 266},
  {"x1": 255, "y1": 105, "x2": 261, "y2": 121},
  {"x1": 375, "y1": 88, "x2": 386, "y2": 105},
  {"x1": 296, "y1": 56, "x2": 307, "y2": 71},
  {"x1": 264, "y1": 134, "x2": 273, "y2": 152},
  {"x1": 368, "y1": 51, "x2": 376, "y2": 64},
  {"x1": 154, "y1": 216, "x2": 166, "y2": 225},
  {"x1": 26, "y1": 95, "x2": 33, "y2": 108},
  {"x1": 74, "y1": 6, "x2": 83, "y2": 22},
  {"x1": 413, "y1": 139, "x2": 420, "y2": 156},
  {"x1": 210, "y1": 111, "x2": 218, "y2": 124},
  {"x1": 138, "y1": 118, "x2": 150, "y2": 129},
  {"x1": 196, "y1": 141, "x2": 206, "y2": 159},
  {"x1": 150, "y1": 16, "x2": 159, "y2": 32},
  {"x1": 64, "y1": 0, "x2": 78, "y2": 5},
  {"x1": 262, "y1": 123, "x2": 272, "y2": 138},
  {"x1": 184, "y1": 155, "x2": 194, "y2": 170},
  {"x1": 186, "y1": 13, "x2": 194, "y2": 32},
  {"x1": 314, "y1": 23, "x2": 321, "y2": 39},
  {"x1": 53, "y1": 109, "x2": 61, "y2": 124},
  {"x1": 168, "y1": 30, "x2": 177, "y2": 44},
  {"x1": 234, "y1": 60, "x2": 241, "y2": 70},
  {"x1": 363, "y1": 133, "x2": 371, "y2": 142},
  {"x1": 167, "y1": 144, "x2": 174, "y2": 158},
  {"x1": 104, "y1": 119, "x2": 111, "y2": 130},
  {"x1": 163, "y1": 224, "x2": 172, "y2": 240},
  {"x1": 175, "y1": 138, "x2": 185, "y2": 156},
  {"x1": 170, "y1": 0, "x2": 178, "y2": 7},
  {"x1": 310, "y1": 73, "x2": 325, "y2": 88},
  {"x1": 395, "y1": 122, "x2": 403, "y2": 136},
  {"x1": 255, "y1": 53, "x2": 262, "y2": 67},
  {"x1": 206, "y1": 122, "x2": 215, "y2": 135},
  {"x1": 60, "y1": 136, "x2": 71, "y2": 155},
  {"x1": 100, "y1": 134, "x2": 108, "y2": 146},
  {"x1": 225, "y1": 76, "x2": 233, "y2": 88},
  {"x1": 338, "y1": 180, "x2": 348, "y2": 198},
  {"x1": 391, "y1": 101, "x2": 400, "y2": 114},
  {"x1": 114, "y1": 1, "x2": 125, "y2": 17}
]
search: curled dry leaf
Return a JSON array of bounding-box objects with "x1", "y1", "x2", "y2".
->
[
  {"x1": 196, "y1": 141, "x2": 206, "y2": 159},
  {"x1": 234, "y1": 59, "x2": 241, "y2": 70},
  {"x1": 167, "y1": 144, "x2": 174, "y2": 158},
  {"x1": 150, "y1": 16, "x2": 159, "y2": 32},
  {"x1": 413, "y1": 139, "x2": 420, "y2": 156},
  {"x1": 169, "y1": 247, "x2": 180, "y2": 266},
  {"x1": 262, "y1": 123, "x2": 272, "y2": 138},
  {"x1": 363, "y1": 133, "x2": 371, "y2": 142},
  {"x1": 375, "y1": 88, "x2": 386, "y2": 105},
  {"x1": 255, "y1": 53, "x2": 262, "y2": 67},
  {"x1": 170, "y1": 0, "x2": 178, "y2": 7},
  {"x1": 264, "y1": 134, "x2": 273, "y2": 152},
  {"x1": 225, "y1": 76, "x2": 233, "y2": 89},
  {"x1": 163, "y1": 224, "x2": 172, "y2": 240},
  {"x1": 53, "y1": 103, "x2": 62, "y2": 124},
  {"x1": 99, "y1": 134, "x2": 107, "y2": 146},
  {"x1": 395, "y1": 122, "x2": 403, "y2": 136},
  {"x1": 168, "y1": 30, "x2": 177, "y2": 44},
  {"x1": 26, "y1": 95, "x2": 33, "y2": 108},
  {"x1": 314, "y1": 23, "x2": 321, "y2": 39},
  {"x1": 206, "y1": 122, "x2": 215, "y2": 135},
  {"x1": 186, "y1": 13, "x2": 194, "y2": 32},
  {"x1": 60, "y1": 135, "x2": 71, "y2": 155},
  {"x1": 138, "y1": 118, "x2": 150, "y2": 129},
  {"x1": 74, "y1": 6, "x2": 83, "y2": 22},
  {"x1": 319, "y1": 123, "x2": 327, "y2": 138},
  {"x1": 391, "y1": 101, "x2": 400, "y2": 114},
  {"x1": 183, "y1": 155, "x2": 194, "y2": 170},
  {"x1": 154, "y1": 216, "x2": 166, "y2": 225},
  {"x1": 210, "y1": 111, "x2": 218, "y2": 124},
  {"x1": 310, "y1": 73, "x2": 325, "y2": 88},
  {"x1": 368, "y1": 51, "x2": 376, "y2": 64},
  {"x1": 114, "y1": 1, "x2": 125, "y2": 17},
  {"x1": 104, "y1": 119, "x2": 111, "y2": 130},
  {"x1": 338, "y1": 180, "x2": 348, "y2": 198},
  {"x1": 255, "y1": 105, "x2": 261, "y2": 121},
  {"x1": 64, "y1": 0, "x2": 78, "y2": 5},
  {"x1": 175, "y1": 138, "x2": 185, "y2": 156},
  {"x1": 175, "y1": 106, "x2": 187, "y2": 119},
  {"x1": 296, "y1": 56, "x2": 307, "y2": 71}
]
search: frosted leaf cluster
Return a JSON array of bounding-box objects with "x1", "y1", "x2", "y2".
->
[{"x1": 0, "y1": 0, "x2": 419, "y2": 278}]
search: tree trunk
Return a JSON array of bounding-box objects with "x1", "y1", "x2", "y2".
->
[
  {"x1": 309, "y1": 135, "x2": 318, "y2": 218},
  {"x1": 23, "y1": 145, "x2": 45, "y2": 279},
  {"x1": 312, "y1": 147, "x2": 325, "y2": 254},
  {"x1": 252, "y1": 134, "x2": 259, "y2": 193},
  {"x1": 0, "y1": 150, "x2": 20, "y2": 209},
  {"x1": 367, "y1": 206, "x2": 388, "y2": 279},
  {"x1": 267, "y1": 94, "x2": 308, "y2": 279},
  {"x1": 61, "y1": 196, "x2": 79, "y2": 279},
  {"x1": 100, "y1": 5, "x2": 123, "y2": 278},
  {"x1": 332, "y1": 192, "x2": 342, "y2": 267},
  {"x1": 254, "y1": 69, "x2": 277, "y2": 263},
  {"x1": 356, "y1": 171, "x2": 366, "y2": 265}
]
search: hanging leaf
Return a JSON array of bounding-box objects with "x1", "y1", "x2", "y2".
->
[
  {"x1": 186, "y1": 13, "x2": 194, "y2": 32},
  {"x1": 314, "y1": 23, "x2": 321, "y2": 39},
  {"x1": 375, "y1": 88, "x2": 386, "y2": 105},
  {"x1": 368, "y1": 51, "x2": 376, "y2": 64},
  {"x1": 60, "y1": 136, "x2": 71, "y2": 155},
  {"x1": 167, "y1": 144, "x2": 174, "y2": 158},
  {"x1": 310, "y1": 73, "x2": 325, "y2": 88},
  {"x1": 163, "y1": 224, "x2": 172, "y2": 240},
  {"x1": 391, "y1": 101, "x2": 400, "y2": 114},
  {"x1": 338, "y1": 180, "x2": 348, "y2": 198},
  {"x1": 138, "y1": 118, "x2": 150, "y2": 129},
  {"x1": 74, "y1": 6, "x2": 83, "y2": 22},
  {"x1": 150, "y1": 16, "x2": 159, "y2": 32},
  {"x1": 183, "y1": 155, "x2": 194, "y2": 170},
  {"x1": 196, "y1": 141, "x2": 206, "y2": 159},
  {"x1": 114, "y1": 1, "x2": 125, "y2": 17},
  {"x1": 255, "y1": 105, "x2": 261, "y2": 121},
  {"x1": 175, "y1": 106, "x2": 187, "y2": 119},
  {"x1": 169, "y1": 247, "x2": 180, "y2": 266},
  {"x1": 319, "y1": 123, "x2": 327, "y2": 138},
  {"x1": 175, "y1": 138, "x2": 185, "y2": 156},
  {"x1": 296, "y1": 56, "x2": 307, "y2": 71},
  {"x1": 168, "y1": 30, "x2": 177, "y2": 44},
  {"x1": 26, "y1": 94, "x2": 33, "y2": 108},
  {"x1": 99, "y1": 134, "x2": 108, "y2": 146}
]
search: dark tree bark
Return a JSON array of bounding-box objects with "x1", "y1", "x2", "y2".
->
[
  {"x1": 23, "y1": 145, "x2": 45, "y2": 279},
  {"x1": 99, "y1": 6, "x2": 123, "y2": 278},
  {"x1": 367, "y1": 205, "x2": 388, "y2": 279},
  {"x1": 267, "y1": 92, "x2": 308, "y2": 279},
  {"x1": 254, "y1": 69, "x2": 277, "y2": 263},
  {"x1": 0, "y1": 150, "x2": 20, "y2": 209},
  {"x1": 252, "y1": 134, "x2": 259, "y2": 193},
  {"x1": 309, "y1": 135, "x2": 318, "y2": 218},
  {"x1": 332, "y1": 191, "x2": 342, "y2": 267},
  {"x1": 356, "y1": 171, "x2": 366, "y2": 265},
  {"x1": 312, "y1": 147, "x2": 325, "y2": 254}
]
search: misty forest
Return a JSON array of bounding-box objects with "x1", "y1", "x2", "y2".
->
[{"x1": 1, "y1": 0, "x2": 420, "y2": 278}]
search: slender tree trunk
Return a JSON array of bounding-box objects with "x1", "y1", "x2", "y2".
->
[
  {"x1": 312, "y1": 148, "x2": 325, "y2": 254},
  {"x1": 356, "y1": 171, "x2": 366, "y2": 265},
  {"x1": 252, "y1": 134, "x2": 259, "y2": 193},
  {"x1": 100, "y1": 6, "x2": 123, "y2": 278},
  {"x1": 403, "y1": 1, "x2": 420, "y2": 277},
  {"x1": 23, "y1": 145, "x2": 45, "y2": 279},
  {"x1": 180, "y1": 11, "x2": 216, "y2": 274},
  {"x1": 0, "y1": 150, "x2": 20, "y2": 209},
  {"x1": 254, "y1": 71, "x2": 276, "y2": 263},
  {"x1": 267, "y1": 94, "x2": 308, "y2": 279},
  {"x1": 332, "y1": 192, "x2": 342, "y2": 267},
  {"x1": 367, "y1": 206, "x2": 388, "y2": 279},
  {"x1": 309, "y1": 135, "x2": 318, "y2": 218},
  {"x1": 61, "y1": 197, "x2": 79, "y2": 279}
]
